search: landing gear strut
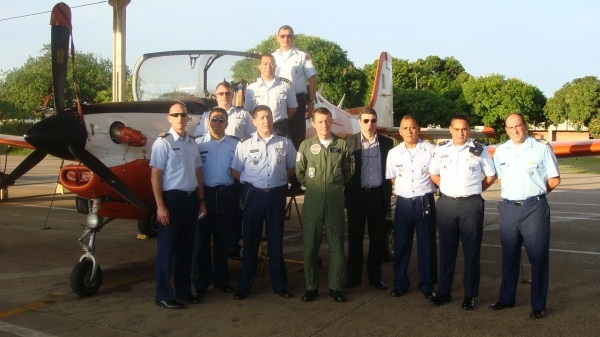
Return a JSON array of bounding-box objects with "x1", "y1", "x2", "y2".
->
[{"x1": 70, "y1": 198, "x2": 112, "y2": 296}]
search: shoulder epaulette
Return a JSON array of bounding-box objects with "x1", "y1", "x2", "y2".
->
[
  {"x1": 158, "y1": 132, "x2": 169, "y2": 138},
  {"x1": 534, "y1": 137, "x2": 549, "y2": 145},
  {"x1": 229, "y1": 135, "x2": 240, "y2": 141},
  {"x1": 278, "y1": 77, "x2": 291, "y2": 84},
  {"x1": 438, "y1": 140, "x2": 449, "y2": 146},
  {"x1": 469, "y1": 139, "x2": 484, "y2": 156}
]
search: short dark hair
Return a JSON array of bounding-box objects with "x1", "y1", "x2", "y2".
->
[
  {"x1": 251, "y1": 105, "x2": 273, "y2": 118},
  {"x1": 400, "y1": 114, "x2": 420, "y2": 127},
  {"x1": 215, "y1": 82, "x2": 233, "y2": 91},
  {"x1": 209, "y1": 107, "x2": 228, "y2": 120},
  {"x1": 277, "y1": 25, "x2": 294, "y2": 36},
  {"x1": 359, "y1": 107, "x2": 377, "y2": 119},
  {"x1": 450, "y1": 114, "x2": 470, "y2": 128},
  {"x1": 312, "y1": 107, "x2": 332, "y2": 121}
]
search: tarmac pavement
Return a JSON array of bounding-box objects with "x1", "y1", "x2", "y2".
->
[{"x1": 0, "y1": 156, "x2": 599, "y2": 336}]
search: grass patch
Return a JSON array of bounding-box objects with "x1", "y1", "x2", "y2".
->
[{"x1": 558, "y1": 156, "x2": 600, "y2": 174}]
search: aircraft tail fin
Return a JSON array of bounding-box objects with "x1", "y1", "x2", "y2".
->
[{"x1": 368, "y1": 51, "x2": 394, "y2": 128}]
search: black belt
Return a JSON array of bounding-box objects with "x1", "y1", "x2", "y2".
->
[
  {"x1": 361, "y1": 186, "x2": 382, "y2": 192},
  {"x1": 441, "y1": 193, "x2": 480, "y2": 200},
  {"x1": 205, "y1": 184, "x2": 233, "y2": 192},
  {"x1": 164, "y1": 189, "x2": 197, "y2": 197},
  {"x1": 397, "y1": 193, "x2": 433, "y2": 202},
  {"x1": 248, "y1": 184, "x2": 286, "y2": 193},
  {"x1": 504, "y1": 194, "x2": 546, "y2": 206}
]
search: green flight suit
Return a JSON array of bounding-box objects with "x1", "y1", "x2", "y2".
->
[{"x1": 296, "y1": 134, "x2": 354, "y2": 291}]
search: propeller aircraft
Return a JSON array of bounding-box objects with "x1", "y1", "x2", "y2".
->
[{"x1": 1, "y1": 3, "x2": 598, "y2": 297}]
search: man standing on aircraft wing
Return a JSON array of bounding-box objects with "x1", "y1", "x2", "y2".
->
[
  {"x1": 272, "y1": 25, "x2": 317, "y2": 193},
  {"x1": 193, "y1": 107, "x2": 239, "y2": 299},
  {"x1": 385, "y1": 115, "x2": 437, "y2": 300},
  {"x1": 150, "y1": 102, "x2": 207, "y2": 309},
  {"x1": 245, "y1": 54, "x2": 298, "y2": 138},
  {"x1": 428, "y1": 114, "x2": 496, "y2": 310},
  {"x1": 489, "y1": 113, "x2": 560, "y2": 319},
  {"x1": 230, "y1": 105, "x2": 296, "y2": 300},
  {"x1": 296, "y1": 107, "x2": 354, "y2": 303}
]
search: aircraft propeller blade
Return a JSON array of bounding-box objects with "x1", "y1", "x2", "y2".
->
[
  {"x1": 50, "y1": 2, "x2": 72, "y2": 114},
  {"x1": 67, "y1": 143, "x2": 146, "y2": 210},
  {"x1": 0, "y1": 150, "x2": 47, "y2": 189}
]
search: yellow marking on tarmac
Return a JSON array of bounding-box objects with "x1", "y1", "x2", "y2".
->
[{"x1": 0, "y1": 293, "x2": 67, "y2": 319}]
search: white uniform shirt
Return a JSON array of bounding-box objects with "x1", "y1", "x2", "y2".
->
[
  {"x1": 272, "y1": 47, "x2": 317, "y2": 95},
  {"x1": 192, "y1": 107, "x2": 255, "y2": 139},
  {"x1": 386, "y1": 139, "x2": 436, "y2": 198},
  {"x1": 244, "y1": 77, "x2": 298, "y2": 122},
  {"x1": 493, "y1": 136, "x2": 559, "y2": 200},
  {"x1": 429, "y1": 139, "x2": 496, "y2": 197}
]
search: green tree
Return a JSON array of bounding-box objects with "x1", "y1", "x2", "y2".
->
[
  {"x1": 0, "y1": 45, "x2": 114, "y2": 120},
  {"x1": 462, "y1": 74, "x2": 546, "y2": 135},
  {"x1": 545, "y1": 76, "x2": 600, "y2": 130},
  {"x1": 250, "y1": 34, "x2": 367, "y2": 108}
]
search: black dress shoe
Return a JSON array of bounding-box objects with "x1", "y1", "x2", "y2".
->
[
  {"x1": 155, "y1": 300, "x2": 184, "y2": 309},
  {"x1": 180, "y1": 295, "x2": 201, "y2": 304},
  {"x1": 273, "y1": 289, "x2": 292, "y2": 298},
  {"x1": 195, "y1": 289, "x2": 207, "y2": 298},
  {"x1": 328, "y1": 289, "x2": 346, "y2": 303},
  {"x1": 488, "y1": 302, "x2": 515, "y2": 311},
  {"x1": 233, "y1": 291, "x2": 247, "y2": 300},
  {"x1": 370, "y1": 281, "x2": 388, "y2": 290},
  {"x1": 344, "y1": 281, "x2": 359, "y2": 289},
  {"x1": 215, "y1": 284, "x2": 234, "y2": 293},
  {"x1": 301, "y1": 289, "x2": 318, "y2": 302},
  {"x1": 530, "y1": 309, "x2": 545, "y2": 319},
  {"x1": 430, "y1": 293, "x2": 452, "y2": 306},
  {"x1": 423, "y1": 292, "x2": 434, "y2": 300},
  {"x1": 390, "y1": 289, "x2": 406, "y2": 297},
  {"x1": 461, "y1": 296, "x2": 475, "y2": 310}
]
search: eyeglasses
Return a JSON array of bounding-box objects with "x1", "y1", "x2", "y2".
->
[
  {"x1": 210, "y1": 117, "x2": 226, "y2": 123},
  {"x1": 362, "y1": 118, "x2": 377, "y2": 124},
  {"x1": 169, "y1": 112, "x2": 188, "y2": 118},
  {"x1": 279, "y1": 34, "x2": 293, "y2": 39},
  {"x1": 216, "y1": 92, "x2": 233, "y2": 96}
]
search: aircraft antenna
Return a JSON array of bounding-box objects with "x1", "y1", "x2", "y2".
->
[{"x1": 41, "y1": 159, "x2": 65, "y2": 230}]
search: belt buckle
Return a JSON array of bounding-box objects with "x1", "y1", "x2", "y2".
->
[{"x1": 514, "y1": 201, "x2": 522, "y2": 206}]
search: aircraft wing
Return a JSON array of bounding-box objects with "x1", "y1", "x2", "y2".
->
[{"x1": 0, "y1": 134, "x2": 36, "y2": 149}]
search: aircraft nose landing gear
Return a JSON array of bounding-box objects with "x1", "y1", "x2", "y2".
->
[{"x1": 70, "y1": 198, "x2": 110, "y2": 296}]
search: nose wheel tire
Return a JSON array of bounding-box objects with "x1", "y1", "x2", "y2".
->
[{"x1": 70, "y1": 259, "x2": 103, "y2": 296}]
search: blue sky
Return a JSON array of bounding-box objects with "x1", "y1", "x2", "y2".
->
[{"x1": 1, "y1": 0, "x2": 598, "y2": 97}]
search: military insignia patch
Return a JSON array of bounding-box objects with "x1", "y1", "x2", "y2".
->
[
  {"x1": 308, "y1": 167, "x2": 315, "y2": 178},
  {"x1": 310, "y1": 144, "x2": 321, "y2": 154}
]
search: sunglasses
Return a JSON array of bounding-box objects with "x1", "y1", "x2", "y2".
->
[
  {"x1": 169, "y1": 112, "x2": 188, "y2": 118},
  {"x1": 362, "y1": 118, "x2": 377, "y2": 124},
  {"x1": 216, "y1": 92, "x2": 233, "y2": 96},
  {"x1": 210, "y1": 117, "x2": 226, "y2": 123}
]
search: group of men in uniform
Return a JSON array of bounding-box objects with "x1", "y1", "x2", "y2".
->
[{"x1": 149, "y1": 24, "x2": 561, "y2": 320}]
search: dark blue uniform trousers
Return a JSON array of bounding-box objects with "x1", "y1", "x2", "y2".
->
[
  {"x1": 155, "y1": 190, "x2": 198, "y2": 301},
  {"x1": 497, "y1": 196, "x2": 550, "y2": 311},
  {"x1": 393, "y1": 194, "x2": 438, "y2": 294},
  {"x1": 236, "y1": 185, "x2": 288, "y2": 293},
  {"x1": 436, "y1": 194, "x2": 484, "y2": 298},
  {"x1": 193, "y1": 185, "x2": 235, "y2": 292}
]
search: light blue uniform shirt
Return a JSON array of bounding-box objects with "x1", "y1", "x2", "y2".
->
[
  {"x1": 196, "y1": 134, "x2": 239, "y2": 187},
  {"x1": 386, "y1": 139, "x2": 436, "y2": 198},
  {"x1": 192, "y1": 107, "x2": 255, "y2": 139},
  {"x1": 429, "y1": 139, "x2": 496, "y2": 197},
  {"x1": 149, "y1": 128, "x2": 201, "y2": 192},
  {"x1": 231, "y1": 132, "x2": 297, "y2": 189},
  {"x1": 493, "y1": 136, "x2": 560, "y2": 200}
]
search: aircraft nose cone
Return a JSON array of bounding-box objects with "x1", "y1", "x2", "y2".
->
[{"x1": 25, "y1": 112, "x2": 87, "y2": 160}]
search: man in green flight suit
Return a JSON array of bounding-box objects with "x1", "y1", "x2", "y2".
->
[{"x1": 296, "y1": 107, "x2": 354, "y2": 303}]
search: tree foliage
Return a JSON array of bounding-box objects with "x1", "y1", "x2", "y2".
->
[
  {"x1": 250, "y1": 34, "x2": 367, "y2": 108},
  {"x1": 0, "y1": 45, "x2": 114, "y2": 120},
  {"x1": 462, "y1": 74, "x2": 547, "y2": 134},
  {"x1": 544, "y1": 76, "x2": 600, "y2": 130}
]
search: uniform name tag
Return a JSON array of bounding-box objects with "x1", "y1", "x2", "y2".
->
[
  {"x1": 330, "y1": 147, "x2": 341, "y2": 153},
  {"x1": 250, "y1": 149, "x2": 259, "y2": 153}
]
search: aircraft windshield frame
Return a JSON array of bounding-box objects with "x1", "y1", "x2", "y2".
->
[{"x1": 132, "y1": 50, "x2": 260, "y2": 101}]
